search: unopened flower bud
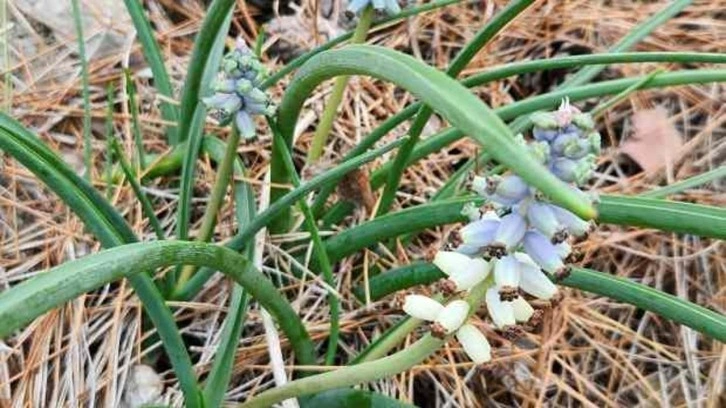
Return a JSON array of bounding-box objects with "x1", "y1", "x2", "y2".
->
[
  {"x1": 494, "y1": 255, "x2": 520, "y2": 295},
  {"x1": 549, "y1": 205, "x2": 593, "y2": 237},
  {"x1": 587, "y1": 131, "x2": 602, "y2": 155},
  {"x1": 460, "y1": 219, "x2": 499, "y2": 247},
  {"x1": 518, "y1": 259, "x2": 558, "y2": 300},
  {"x1": 572, "y1": 112, "x2": 595, "y2": 130},
  {"x1": 530, "y1": 111, "x2": 559, "y2": 129},
  {"x1": 433, "y1": 251, "x2": 490, "y2": 291},
  {"x1": 526, "y1": 202, "x2": 563, "y2": 240}
]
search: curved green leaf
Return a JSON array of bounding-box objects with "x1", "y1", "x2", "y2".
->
[
  {"x1": 358, "y1": 264, "x2": 726, "y2": 342},
  {"x1": 0, "y1": 241, "x2": 316, "y2": 367},
  {"x1": 323, "y1": 194, "x2": 725, "y2": 266},
  {"x1": 0, "y1": 114, "x2": 202, "y2": 406},
  {"x1": 123, "y1": 0, "x2": 178, "y2": 144},
  {"x1": 377, "y1": 0, "x2": 535, "y2": 215},
  {"x1": 276, "y1": 45, "x2": 596, "y2": 224}
]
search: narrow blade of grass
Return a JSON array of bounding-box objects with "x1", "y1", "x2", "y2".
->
[
  {"x1": 123, "y1": 0, "x2": 179, "y2": 145},
  {"x1": 70, "y1": 0, "x2": 92, "y2": 180}
]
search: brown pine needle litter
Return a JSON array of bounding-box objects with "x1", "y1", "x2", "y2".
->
[{"x1": 1, "y1": 0, "x2": 724, "y2": 406}]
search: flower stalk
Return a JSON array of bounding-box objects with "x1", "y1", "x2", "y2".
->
[{"x1": 306, "y1": 5, "x2": 375, "y2": 162}]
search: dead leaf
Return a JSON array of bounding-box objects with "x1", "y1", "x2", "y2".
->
[
  {"x1": 620, "y1": 107, "x2": 683, "y2": 172},
  {"x1": 339, "y1": 168, "x2": 376, "y2": 214}
]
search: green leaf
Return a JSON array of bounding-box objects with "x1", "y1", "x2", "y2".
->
[
  {"x1": 640, "y1": 166, "x2": 726, "y2": 199},
  {"x1": 0, "y1": 241, "x2": 316, "y2": 368},
  {"x1": 0, "y1": 113, "x2": 203, "y2": 406},
  {"x1": 200, "y1": 136, "x2": 255, "y2": 407},
  {"x1": 301, "y1": 389, "x2": 416, "y2": 408},
  {"x1": 123, "y1": 0, "x2": 179, "y2": 144},
  {"x1": 323, "y1": 194, "x2": 724, "y2": 267},
  {"x1": 597, "y1": 195, "x2": 726, "y2": 239},
  {"x1": 377, "y1": 0, "x2": 535, "y2": 216},
  {"x1": 356, "y1": 264, "x2": 726, "y2": 342},
  {"x1": 175, "y1": 137, "x2": 407, "y2": 300},
  {"x1": 275, "y1": 44, "x2": 596, "y2": 225}
]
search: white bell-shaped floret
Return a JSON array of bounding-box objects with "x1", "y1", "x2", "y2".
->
[
  {"x1": 456, "y1": 324, "x2": 492, "y2": 364},
  {"x1": 435, "y1": 300, "x2": 470, "y2": 333},
  {"x1": 519, "y1": 263, "x2": 558, "y2": 300},
  {"x1": 433, "y1": 251, "x2": 490, "y2": 291},
  {"x1": 486, "y1": 288, "x2": 515, "y2": 328},
  {"x1": 494, "y1": 255, "x2": 520, "y2": 289},
  {"x1": 403, "y1": 295, "x2": 444, "y2": 321}
]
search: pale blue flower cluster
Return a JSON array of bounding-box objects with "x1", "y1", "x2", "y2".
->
[
  {"x1": 347, "y1": 0, "x2": 401, "y2": 16},
  {"x1": 203, "y1": 38, "x2": 275, "y2": 139},
  {"x1": 403, "y1": 101, "x2": 599, "y2": 362},
  {"x1": 457, "y1": 100, "x2": 599, "y2": 296}
]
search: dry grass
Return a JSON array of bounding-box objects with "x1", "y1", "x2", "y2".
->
[{"x1": 1, "y1": 0, "x2": 724, "y2": 406}]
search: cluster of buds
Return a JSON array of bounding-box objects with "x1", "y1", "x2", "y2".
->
[
  {"x1": 203, "y1": 38, "x2": 275, "y2": 139},
  {"x1": 346, "y1": 0, "x2": 401, "y2": 16},
  {"x1": 529, "y1": 98, "x2": 601, "y2": 185},
  {"x1": 403, "y1": 100, "x2": 599, "y2": 365}
]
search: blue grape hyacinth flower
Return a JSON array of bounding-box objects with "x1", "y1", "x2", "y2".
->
[
  {"x1": 403, "y1": 100, "x2": 599, "y2": 365},
  {"x1": 203, "y1": 38, "x2": 275, "y2": 139},
  {"x1": 347, "y1": 0, "x2": 401, "y2": 16}
]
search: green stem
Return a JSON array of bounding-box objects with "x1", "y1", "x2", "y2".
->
[
  {"x1": 591, "y1": 69, "x2": 663, "y2": 117},
  {"x1": 110, "y1": 139, "x2": 165, "y2": 240},
  {"x1": 176, "y1": 127, "x2": 241, "y2": 290},
  {"x1": 270, "y1": 119, "x2": 340, "y2": 364},
  {"x1": 640, "y1": 166, "x2": 726, "y2": 199},
  {"x1": 124, "y1": 69, "x2": 147, "y2": 168},
  {"x1": 241, "y1": 335, "x2": 442, "y2": 408},
  {"x1": 0, "y1": 240, "x2": 316, "y2": 367},
  {"x1": 307, "y1": 6, "x2": 374, "y2": 162},
  {"x1": 71, "y1": 0, "x2": 92, "y2": 180},
  {"x1": 376, "y1": 0, "x2": 534, "y2": 216},
  {"x1": 241, "y1": 283, "x2": 490, "y2": 407}
]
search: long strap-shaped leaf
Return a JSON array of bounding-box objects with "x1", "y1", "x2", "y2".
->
[
  {"x1": 123, "y1": 0, "x2": 179, "y2": 145},
  {"x1": 357, "y1": 264, "x2": 726, "y2": 342},
  {"x1": 0, "y1": 241, "x2": 316, "y2": 367},
  {"x1": 0, "y1": 114, "x2": 203, "y2": 407},
  {"x1": 176, "y1": 0, "x2": 235, "y2": 247},
  {"x1": 323, "y1": 194, "x2": 725, "y2": 263},
  {"x1": 274, "y1": 45, "x2": 596, "y2": 224}
]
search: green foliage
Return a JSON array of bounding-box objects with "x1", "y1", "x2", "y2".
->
[{"x1": 1, "y1": 0, "x2": 724, "y2": 406}]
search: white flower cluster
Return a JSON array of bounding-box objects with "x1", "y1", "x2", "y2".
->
[{"x1": 403, "y1": 100, "x2": 599, "y2": 365}]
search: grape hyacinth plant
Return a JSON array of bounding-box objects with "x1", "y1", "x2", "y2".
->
[
  {"x1": 403, "y1": 102, "x2": 597, "y2": 364},
  {"x1": 1, "y1": 0, "x2": 725, "y2": 406}
]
